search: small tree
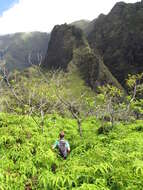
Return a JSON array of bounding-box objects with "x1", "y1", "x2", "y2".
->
[
  {"x1": 46, "y1": 70, "x2": 95, "y2": 137},
  {"x1": 95, "y1": 85, "x2": 124, "y2": 127},
  {"x1": 126, "y1": 73, "x2": 143, "y2": 119},
  {"x1": 95, "y1": 73, "x2": 143, "y2": 129},
  {"x1": 0, "y1": 65, "x2": 59, "y2": 131}
]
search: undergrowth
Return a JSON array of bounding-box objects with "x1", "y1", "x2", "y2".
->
[{"x1": 0, "y1": 113, "x2": 143, "y2": 190}]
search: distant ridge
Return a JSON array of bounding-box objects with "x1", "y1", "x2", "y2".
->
[{"x1": 0, "y1": 32, "x2": 50, "y2": 71}]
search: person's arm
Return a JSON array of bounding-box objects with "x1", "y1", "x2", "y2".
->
[
  {"x1": 52, "y1": 140, "x2": 58, "y2": 150},
  {"x1": 66, "y1": 141, "x2": 70, "y2": 153}
]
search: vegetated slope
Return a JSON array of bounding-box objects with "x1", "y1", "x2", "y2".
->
[
  {"x1": 42, "y1": 24, "x2": 122, "y2": 90},
  {"x1": 0, "y1": 113, "x2": 143, "y2": 189},
  {"x1": 0, "y1": 32, "x2": 50, "y2": 71},
  {"x1": 0, "y1": 65, "x2": 95, "y2": 115},
  {"x1": 87, "y1": 1, "x2": 143, "y2": 86},
  {"x1": 70, "y1": 19, "x2": 90, "y2": 31}
]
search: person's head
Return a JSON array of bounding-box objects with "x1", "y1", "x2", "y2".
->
[{"x1": 59, "y1": 131, "x2": 64, "y2": 139}]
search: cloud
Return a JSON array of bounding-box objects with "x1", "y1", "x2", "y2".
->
[{"x1": 0, "y1": 0, "x2": 140, "y2": 34}]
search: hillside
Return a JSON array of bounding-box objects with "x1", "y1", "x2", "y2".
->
[
  {"x1": 0, "y1": 113, "x2": 143, "y2": 189},
  {"x1": 0, "y1": 32, "x2": 50, "y2": 71},
  {"x1": 42, "y1": 24, "x2": 122, "y2": 90},
  {"x1": 87, "y1": 1, "x2": 143, "y2": 86}
]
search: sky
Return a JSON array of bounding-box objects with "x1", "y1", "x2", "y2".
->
[
  {"x1": 0, "y1": 0, "x2": 141, "y2": 34},
  {"x1": 0, "y1": 0, "x2": 18, "y2": 15}
]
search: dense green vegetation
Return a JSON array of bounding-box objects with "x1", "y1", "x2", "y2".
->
[
  {"x1": 0, "y1": 113, "x2": 143, "y2": 189},
  {"x1": 0, "y1": 65, "x2": 142, "y2": 189},
  {"x1": 0, "y1": 66, "x2": 95, "y2": 116}
]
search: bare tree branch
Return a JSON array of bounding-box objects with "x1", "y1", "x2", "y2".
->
[{"x1": 0, "y1": 65, "x2": 41, "y2": 128}]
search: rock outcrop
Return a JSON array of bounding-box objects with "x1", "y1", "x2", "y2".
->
[
  {"x1": 87, "y1": 1, "x2": 143, "y2": 86},
  {"x1": 42, "y1": 24, "x2": 85, "y2": 70},
  {"x1": 42, "y1": 24, "x2": 122, "y2": 90}
]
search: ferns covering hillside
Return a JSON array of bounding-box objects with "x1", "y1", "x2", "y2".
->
[{"x1": 0, "y1": 113, "x2": 143, "y2": 190}]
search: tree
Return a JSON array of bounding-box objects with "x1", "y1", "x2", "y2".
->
[{"x1": 126, "y1": 73, "x2": 143, "y2": 119}]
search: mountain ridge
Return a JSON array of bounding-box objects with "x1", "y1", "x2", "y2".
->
[
  {"x1": 42, "y1": 24, "x2": 122, "y2": 90},
  {"x1": 87, "y1": 0, "x2": 143, "y2": 86},
  {"x1": 1, "y1": 1, "x2": 143, "y2": 91}
]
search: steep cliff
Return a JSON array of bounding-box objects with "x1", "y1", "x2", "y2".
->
[
  {"x1": 42, "y1": 24, "x2": 122, "y2": 89},
  {"x1": 87, "y1": 1, "x2": 143, "y2": 85},
  {"x1": 42, "y1": 24, "x2": 85, "y2": 70}
]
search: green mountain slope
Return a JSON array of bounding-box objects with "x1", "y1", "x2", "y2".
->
[
  {"x1": 87, "y1": 1, "x2": 143, "y2": 86},
  {"x1": 0, "y1": 32, "x2": 50, "y2": 71},
  {"x1": 42, "y1": 24, "x2": 122, "y2": 90}
]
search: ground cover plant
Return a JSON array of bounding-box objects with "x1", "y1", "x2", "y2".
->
[
  {"x1": 0, "y1": 113, "x2": 143, "y2": 190},
  {"x1": 0, "y1": 66, "x2": 142, "y2": 190}
]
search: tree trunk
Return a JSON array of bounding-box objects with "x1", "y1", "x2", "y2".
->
[
  {"x1": 41, "y1": 109, "x2": 44, "y2": 133},
  {"x1": 111, "y1": 113, "x2": 114, "y2": 128},
  {"x1": 77, "y1": 119, "x2": 82, "y2": 137}
]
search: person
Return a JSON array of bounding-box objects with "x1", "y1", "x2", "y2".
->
[{"x1": 52, "y1": 131, "x2": 70, "y2": 159}]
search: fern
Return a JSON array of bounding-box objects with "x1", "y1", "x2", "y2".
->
[{"x1": 0, "y1": 113, "x2": 143, "y2": 189}]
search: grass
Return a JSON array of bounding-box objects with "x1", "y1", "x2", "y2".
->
[{"x1": 0, "y1": 113, "x2": 143, "y2": 189}]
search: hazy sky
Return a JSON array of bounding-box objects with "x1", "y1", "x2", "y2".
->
[{"x1": 0, "y1": 0, "x2": 140, "y2": 34}]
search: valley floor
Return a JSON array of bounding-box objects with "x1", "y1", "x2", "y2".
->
[{"x1": 0, "y1": 113, "x2": 143, "y2": 190}]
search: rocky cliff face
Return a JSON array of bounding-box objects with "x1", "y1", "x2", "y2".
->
[
  {"x1": 42, "y1": 24, "x2": 85, "y2": 70},
  {"x1": 42, "y1": 24, "x2": 122, "y2": 89},
  {"x1": 43, "y1": 1, "x2": 143, "y2": 89},
  {"x1": 87, "y1": 1, "x2": 143, "y2": 86}
]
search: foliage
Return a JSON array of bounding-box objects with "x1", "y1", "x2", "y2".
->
[
  {"x1": 0, "y1": 67, "x2": 95, "y2": 116},
  {"x1": 95, "y1": 72, "x2": 143, "y2": 128},
  {"x1": 0, "y1": 113, "x2": 143, "y2": 189},
  {"x1": 126, "y1": 73, "x2": 143, "y2": 118}
]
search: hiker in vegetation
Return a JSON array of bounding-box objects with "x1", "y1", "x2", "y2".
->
[{"x1": 52, "y1": 131, "x2": 70, "y2": 159}]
